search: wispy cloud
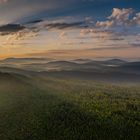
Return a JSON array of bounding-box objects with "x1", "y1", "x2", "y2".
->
[{"x1": 0, "y1": 24, "x2": 25, "y2": 35}]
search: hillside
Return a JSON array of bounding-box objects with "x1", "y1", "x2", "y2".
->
[
  {"x1": 0, "y1": 71, "x2": 139, "y2": 140},
  {"x1": 0, "y1": 58, "x2": 140, "y2": 84}
]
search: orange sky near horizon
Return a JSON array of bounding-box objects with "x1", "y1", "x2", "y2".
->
[{"x1": 0, "y1": 47, "x2": 139, "y2": 60}]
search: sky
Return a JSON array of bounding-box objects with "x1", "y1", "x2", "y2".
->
[{"x1": 0, "y1": 0, "x2": 140, "y2": 59}]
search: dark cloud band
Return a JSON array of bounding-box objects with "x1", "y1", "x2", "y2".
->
[{"x1": 0, "y1": 24, "x2": 25, "y2": 34}]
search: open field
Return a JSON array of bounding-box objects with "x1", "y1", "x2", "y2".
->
[{"x1": 0, "y1": 71, "x2": 139, "y2": 140}]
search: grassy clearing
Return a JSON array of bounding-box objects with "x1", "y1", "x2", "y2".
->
[{"x1": 0, "y1": 74, "x2": 139, "y2": 140}]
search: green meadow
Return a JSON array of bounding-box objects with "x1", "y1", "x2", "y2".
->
[{"x1": 0, "y1": 73, "x2": 139, "y2": 140}]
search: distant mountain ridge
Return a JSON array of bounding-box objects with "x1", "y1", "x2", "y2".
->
[
  {"x1": 0, "y1": 58, "x2": 140, "y2": 84},
  {"x1": 105, "y1": 59, "x2": 127, "y2": 64},
  {"x1": 0, "y1": 57, "x2": 53, "y2": 63},
  {"x1": 0, "y1": 58, "x2": 140, "y2": 74}
]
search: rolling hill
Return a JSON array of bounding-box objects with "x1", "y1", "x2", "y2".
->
[{"x1": 0, "y1": 58, "x2": 140, "y2": 84}]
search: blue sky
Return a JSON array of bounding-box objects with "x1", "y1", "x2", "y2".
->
[
  {"x1": 0, "y1": 0, "x2": 140, "y2": 59},
  {"x1": 0, "y1": 0, "x2": 140, "y2": 23}
]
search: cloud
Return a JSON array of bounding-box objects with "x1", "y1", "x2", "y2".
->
[
  {"x1": 0, "y1": 23, "x2": 39, "y2": 47},
  {"x1": 89, "y1": 44, "x2": 140, "y2": 51},
  {"x1": 80, "y1": 29, "x2": 116, "y2": 37},
  {"x1": 59, "y1": 31, "x2": 67, "y2": 39},
  {"x1": 129, "y1": 43, "x2": 140, "y2": 47},
  {"x1": 24, "y1": 18, "x2": 87, "y2": 33},
  {"x1": 2, "y1": 28, "x2": 38, "y2": 48},
  {"x1": 133, "y1": 13, "x2": 140, "y2": 25},
  {"x1": 96, "y1": 20, "x2": 114, "y2": 28},
  {"x1": 23, "y1": 8, "x2": 140, "y2": 34},
  {"x1": 0, "y1": 24, "x2": 25, "y2": 35},
  {"x1": 108, "y1": 8, "x2": 133, "y2": 23},
  {"x1": 45, "y1": 22, "x2": 84, "y2": 30},
  {"x1": 25, "y1": 19, "x2": 43, "y2": 25},
  {"x1": 8, "y1": 29, "x2": 37, "y2": 41},
  {"x1": 108, "y1": 37, "x2": 124, "y2": 41},
  {"x1": 89, "y1": 46, "x2": 129, "y2": 51},
  {"x1": 0, "y1": 20, "x2": 85, "y2": 43},
  {"x1": 0, "y1": 7, "x2": 139, "y2": 51},
  {"x1": 96, "y1": 8, "x2": 134, "y2": 28}
]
